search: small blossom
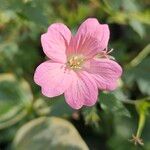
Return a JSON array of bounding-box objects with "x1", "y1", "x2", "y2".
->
[{"x1": 34, "y1": 18, "x2": 122, "y2": 109}]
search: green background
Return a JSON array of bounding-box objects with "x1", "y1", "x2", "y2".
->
[{"x1": 0, "y1": 0, "x2": 150, "y2": 150}]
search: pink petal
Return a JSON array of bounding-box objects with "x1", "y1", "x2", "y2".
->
[
  {"x1": 67, "y1": 18, "x2": 110, "y2": 57},
  {"x1": 41, "y1": 23, "x2": 71, "y2": 63},
  {"x1": 83, "y1": 58, "x2": 122, "y2": 91},
  {"x1": 64, "y1": 71, "x2": 98, "y2": 109},
  {"x1": 34, "y1": 61, "x2": 73, "y2": 97}
]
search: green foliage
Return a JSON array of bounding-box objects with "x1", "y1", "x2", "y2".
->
[
  {"x1": 125, "y1": 56, "x2": 150, "y2": 95},
  {"x1": 99, "y1": 92, "x2": 131, "y2": 117},
  {"x1": 48, "y1": 96, "x2": 75, "y2": 117},
  {"x1": 0, "y1": 73, "x2": 33, "y2": 144},
  {"x1": 82, "y1": 106, "x2": 100, "y2": 126},
  {"x1": 0, "y1": 0, "x2": 150, "y2": 149},
  {"x1": 13, "y1": 117, "x2": 89, "y2": 150},
  {"x1": 0, "y1": 74, "x2": 32, "y2": 117}
]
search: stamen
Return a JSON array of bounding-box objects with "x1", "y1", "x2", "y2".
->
[
  {"x1": 95, "y1": 47, "x2": 115, "y2": 60},
  {"x1": 107, "y1": 48, "x2": 114, "y2": 54},
  {"x1": 67, "y1": 55, "x2": 84, "y2": 70}
]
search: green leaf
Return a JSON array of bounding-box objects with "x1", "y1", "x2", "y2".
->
[
  {"x1": 108, "y1": 12, "x2": 127, "y2": 24},
  {"x1": 99, "y1": 92, "x2": 130, "y2": 117},
  {"x1": 136, "y1": 100, "x2": 150, "y2": 115},
  {"x1": 129, "y1": 20, "x2": 145, "y2": 37},
  {"x1": 132, "y1": 10, "x2": 150, "y2": 25},
  {"x1": 82, "y1": 107, "x2": 100, "y2": 125},
  {"x1": 49, "y1": 96, "x2": 75, "y2": 117},
  {"x1": 0, "y1": 73, "x2": 33, "y2": 129},
  {"x1": 33, "y1": 98, "x2": 51, "y2": 116},
  {"x1": 125, "y1": 57, "x2": 150, "y2": 95},
  {"x1": 122, "y1": 0, "x2": 139, "y2": 12},
  {"x1": 0, "y1": 10, "x2": 17, "y2": 24},
  {"x1": 137, "y1": 78, "x2": 150, "y2": 95},
  {"x1": 21, "y1": 3, "x2": 48, "y2": 26},
  {"x1": 0, "y1": 74, "x2": 32, "y2": 112},
  {"x1": 13, "y1": 117, "x2": 89, "y2": 150},
  {"x1": 0, "y1": 42, "x2": 18, "y2": 61}
]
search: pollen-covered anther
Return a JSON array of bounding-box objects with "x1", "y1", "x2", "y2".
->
[{"x1": 68, "y1": 56, "x2": 84, "y2": 69}]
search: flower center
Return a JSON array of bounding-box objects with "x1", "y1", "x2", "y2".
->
[{"x1": 67, "y1": 55, "x2": 84, "y2": 70}]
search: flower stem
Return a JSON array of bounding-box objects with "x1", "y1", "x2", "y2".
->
[
  {"x1": 126, "y1": 44, "x2": 150, "y2": 69},
  {"x1": 121, "y1": 97, "x2": 150, "y2": 105},
  {"x1": 136, "y1": 113, "x2": 145, "y2": 138}
]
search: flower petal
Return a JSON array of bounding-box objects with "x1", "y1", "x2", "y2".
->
[
  {"x1": 41, "y1": 23, "x2": 71, "y2": 63},
  {"x1": 34, "y1": 61, "x2": 73, "y2": 97},
  {"x1": 67, "y1": 18, "x2": 110, "y2": 57},
  {"x1": 64, "y1": 71, "x2": 98, "y2": 109},
  {"x1": 84, "y1": 58, "x2": 122, "y2": 91}
]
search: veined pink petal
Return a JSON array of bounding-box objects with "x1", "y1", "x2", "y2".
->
[
  {"x1": 64, "y1": 71, "x2": 98, "y2": 109},
  {"x1": 41, "y1": 23, "x2": 71, "y2": 63},
  {"x1": 34, "y1": 18, "x2": 123, "y2": 109},
  {"x1": 67, "y1": 18, "x2": 110, "y2": 58},
  {"x1": 83, "y1": 58, "x2": 122, "y2": 91},
  {"x1": 34, "y1": 61, "x2": 73, "y2": 97}
]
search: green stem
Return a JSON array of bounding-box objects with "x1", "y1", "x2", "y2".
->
[
  {"x1": 121, "y1": 99, "x2": 136, "y2": 105},
  {"x1": 126, "y1": 44, "x2": 150, "y2": 69},
  {"x1": 121, "y1": 97, "x2": 150, "y2": 105},
  {"x1": 136, "y1": 113, "x2": 145, "y2": 138}
]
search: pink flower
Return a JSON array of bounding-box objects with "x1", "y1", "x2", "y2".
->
[{"x1": 34, "y1": 18, "x2": 122, "y2": 109}]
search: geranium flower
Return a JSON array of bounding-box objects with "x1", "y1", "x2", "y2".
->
[{"x1": 34, "y1": 18, "x2": 122, "y2": 109}]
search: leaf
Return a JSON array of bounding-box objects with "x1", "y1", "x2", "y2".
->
[
  {"x1": 108, "y1": 12, "x2": 127, "y2": 24},
  {"x1": 136, "y1": 100, "x2": 150, "y2": 115},
  {"x1": 13, "y1": 117, "x2": 89, "y2": 150},
  {"x1": 132, "y1": 10, "x2": 150, "y2": 25},
  {"x1": 21, "y1": 2, "x2": 48, "y2": 26},
  {"x1": 137, "y1": 78, "x2": 150, "y2": 95},
  {"x1": 0, "y1": 105, "x2": 24, "y2": 123},
  {"x1": 33, "y1": 98, "x2": 51, "y2": 116},
  {"x1": 49, "y1": 96, "x2": 75, "y2": 117},
  {"x1": 0, "y1": 42, "x2": 18, "y2": 61},
  {"x1": 82, "y1": 107, "x2": 100, "y2": 125},
  {"x1": 0, "y1": 10, "x2": 17, "y2": 24},
  {"x1": 99, "y1": 92, "x2": 130, "y2": 117},
  {"x1": 102, "y1": 0, "x2": 122, "y2": 11},
  {"x1": 122, "y1": 0, "x2": 139, "y2": 12},
  {"x1": 0, "y1": 73, "x2": 32, "y2": 129},
  {"x1": 129, "y1": 20, "x2": 145, "y2": 37},
  {"x1": 0, "y1": 74, "x2": 32, "y2": 113},
  {"x1": 125, "y1": 57, "x2": 150, "y2": 95}
]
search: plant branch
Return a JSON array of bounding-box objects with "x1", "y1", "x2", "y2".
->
[{"x1": 126, "y1": 44, "x2": 150, "y2": 69}]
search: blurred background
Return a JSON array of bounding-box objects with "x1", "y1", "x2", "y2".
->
[{"x1": 0, "y1": 0, "x2": 150, "y2": 150}]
